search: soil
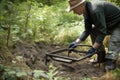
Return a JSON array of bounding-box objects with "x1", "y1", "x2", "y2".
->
[{"x1": 11, "y1": 41, "x2": 119, "y2": 80}]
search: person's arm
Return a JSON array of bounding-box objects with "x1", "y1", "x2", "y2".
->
[
  {"x1": 79, "y1": 15, "x2": 92, "y2": 43},
  {"x1": 92, "y1": 12, "x2": 107, "y2": 49}
]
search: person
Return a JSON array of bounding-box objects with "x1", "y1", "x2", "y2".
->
[{"x1": 67, "y1": 0, "x2": 120, "y2": 71}]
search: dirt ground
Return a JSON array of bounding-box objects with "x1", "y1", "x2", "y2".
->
[{"x1": 11, "y1": 41, "x2": 120, "y2": 80}]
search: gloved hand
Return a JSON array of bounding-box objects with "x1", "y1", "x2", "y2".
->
[
  {"x1": 68, "y1": 41, "x2": 77, "y2": 49},
  {"x1": 86, "y1": 47, "x2": 95, "y2": 55},
  {"x1": 68, "y1": 42, "x2": 77, "y2": 53}
]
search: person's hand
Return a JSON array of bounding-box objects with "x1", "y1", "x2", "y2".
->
[
  {"x1": 86, "y1": 47, "x2": 95, "y2": 55},
  {"x1": 68, "y1": 42, "x2": 77, "y2": 49},
  {"x1": 68, "y1": 42, "x2": 77, "y2": 53}
]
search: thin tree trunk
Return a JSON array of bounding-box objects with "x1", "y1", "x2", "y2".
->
[
  {"x1": 24, "y1": 1, "x2": 32, "y2": 40},
  {"x1": 47, "y1": 0, "x2": 51, "y2": 5},
  {"x1": 6, "y1": 24, "x2": 11, "y2": 47},
  {"x1": 33, "y1": 26, "x2": 37, "y2": 40}
]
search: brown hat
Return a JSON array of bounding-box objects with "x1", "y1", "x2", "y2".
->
[{"x1": 67, "y1": 0, "x2": 85, "y2": 12}]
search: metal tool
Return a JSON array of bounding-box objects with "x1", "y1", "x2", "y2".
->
[{"x1": 45, "y1": 44, "x2": 96, "y2": 65}]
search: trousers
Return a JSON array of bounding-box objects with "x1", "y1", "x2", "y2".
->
[
  {"x1": 90, "y1": 23, "x2": 120, "y2": 61},
  {"x1": 106, "y1": 23, "x2": 120, "y2": 60}
]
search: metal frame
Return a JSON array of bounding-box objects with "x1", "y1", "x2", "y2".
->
[{"x1": 45, "y1": 44, "x2": 95, "y2": 65}]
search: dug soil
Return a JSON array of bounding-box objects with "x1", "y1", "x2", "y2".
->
[{"x1": 11, "y1": 41, "x2": 118, "y2": 80}]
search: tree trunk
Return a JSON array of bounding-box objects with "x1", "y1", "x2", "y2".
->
[
  {"x1": 33, "y1": 26, "x2": 37, "y2": 41},
  {"x1": 24, "y1": 1, "x2": 32, "y2": 40},
  {"x1": 47, "y1": 0, "x2": 51, "y2": 5},
  {"x1": 6, "y1": 24, "x2": 11, "y2": 47}
]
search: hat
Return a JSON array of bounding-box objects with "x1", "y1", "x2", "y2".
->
[{"x1": 67, "y1": 0, "x2": 85, "y2": 12}]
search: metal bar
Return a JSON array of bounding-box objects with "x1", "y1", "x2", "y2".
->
[
  {"x1": 51, "y1": 57, "x2": 73, "y2": 63},
  {"x1": 47, "y1": 52, "x2": 95, "y2": 63},
  {"x1": 77, "y1": 44, "x2": 92, "y2": 47},
  {"x1": 73, "y1": 53, "x2": 95, "y2": 62},
  {"x1": 47, "y1": 53, "x2": 78, "y2": 60},
  {"x1": 45, "y1": 44, "x2": 93, "y2": 64},
  {"x1": 49, "y1": 48, "x2": 67, "y2": 54}
]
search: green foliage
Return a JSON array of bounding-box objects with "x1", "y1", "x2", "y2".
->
[
  {"x1": 54, "y1": 21, "x2": 84, "y2": 45},
  {"x1": 35, "y1": 0, "x2": 65, "y2": 6},
  {"x1": 1, "y1": 71, "x2": 16, "y2": 80},
  {"x1": 112, "y1": 68, "x2": 120, "y2": 78},
  {"x1": 0, "y1": 64, "x2": 5, "y2": 72},
  {"x1": 0, "y1": 0, "x2": 86, "y2": 46},
  {"x1": 0, "y1": 65, "x2": 28, "y2": 80},
  {"x1": 107, "y1": 0, "x2": 120, "y2": 6},
  {"x1": 0, "y1": 28, "x2": 6, "y2": 48},
  {"x1": 47, "y1": 64, "x2": 58, "y2": 80},
  {"x1": 0, "y1": 0, "x2": 20, "y2": 47},
  {"x1": 33, "y1": 70, "x2": 48, "y2": 79},
  {"x1": 33, "y1": 64, "x2": 70, "y2": 80},
  {"x1": 0, "y1": 65, "x2": 16, "y2": 80},
  {"x1": 16, "y1": 71, "x2": 27, "y2": 77},
  {"x1": 81, "y1": 77, "x2": 91, "y2": 80}
]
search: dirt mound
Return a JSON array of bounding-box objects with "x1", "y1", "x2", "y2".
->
[
  {"x1": 12, "y1": 41, "x2": 48, "y2": 70},
  {"x1": 12, "y1": 41, "x2": 107, "y2": 79},
  {"x1": 57, "y1": 60, "x2": 105, "y2": 80}
]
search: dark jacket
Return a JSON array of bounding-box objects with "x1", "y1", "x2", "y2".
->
[{"x1": 80, "y1": 1, "x2": 120, "y2": 43}]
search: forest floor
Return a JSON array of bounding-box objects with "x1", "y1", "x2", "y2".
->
[{"x1": 1, "y1": 41, "x2": 120, "y2": 80}]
